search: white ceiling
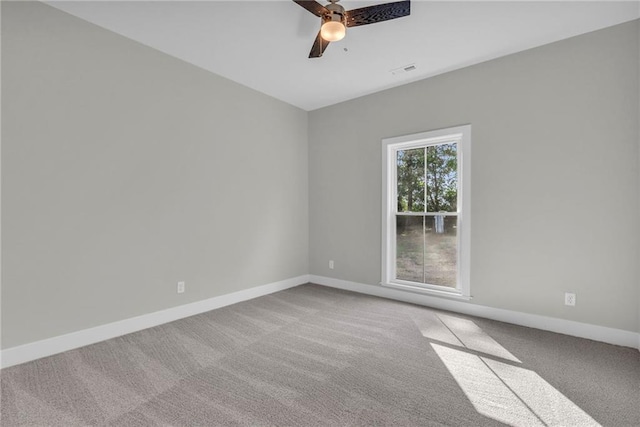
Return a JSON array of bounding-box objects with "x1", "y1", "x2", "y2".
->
[{"x1": 47, "y1": 1, "x2": 640, "y2": 111}]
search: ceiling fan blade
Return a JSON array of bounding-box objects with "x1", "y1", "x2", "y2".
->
[
  {"x1": 293, "y1": 0, "x2": 329, "y2": 17},
  {"x1": 345, "y1": 0, "x2": 410, "y2": 28},
  {"x1": 309, "y1": 30, "x2": 330, "y2": 58}
]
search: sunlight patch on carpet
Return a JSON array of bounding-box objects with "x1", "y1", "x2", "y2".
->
[
  {"x1": 431, "y1": 343, "x2": 600, "y2": 427},
  {"x1": 436, "y1": 314, "x2": 522, "y2": 363}
]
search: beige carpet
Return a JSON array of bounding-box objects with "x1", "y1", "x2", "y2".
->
[{"x1": 1, "y1": 284, "x2": 639, "y2": 426}]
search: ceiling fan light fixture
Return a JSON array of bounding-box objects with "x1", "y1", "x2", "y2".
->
[
  {"x1": 294, "y1": 0, "x2": 411, "y2": 58},
  {"x1": 321, "y1": 20, "x2": 346, "y2": 42}
]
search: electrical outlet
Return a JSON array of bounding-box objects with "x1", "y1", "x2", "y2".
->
[
  {"x1": 564, "y1": 292, "x2": 576, "y2": 306},
  {"x1": 177, "y1": 281, "x2": 185, "y2": 294},
  {"x1": 329, "y1": 260, "x2": 334, "y2": 269}
]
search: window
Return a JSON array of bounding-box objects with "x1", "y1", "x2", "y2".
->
[{"x1": 382, "y1": 125, "x2": 470, "y2": 299}]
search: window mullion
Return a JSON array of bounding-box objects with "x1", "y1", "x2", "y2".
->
[
  {"x1": 422, "y1": 215, "x2": 426, "y2": 284},
  {"x1": 423, "y1": 146, "x2": 427, "y2": 284},
  {"x1": 424, "y1": 146, "x2": 427, "y2": 214}
]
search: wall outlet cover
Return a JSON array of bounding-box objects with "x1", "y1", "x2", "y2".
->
[{"x1": 564, "y1": 292, "x2": 576, "y2": 306}]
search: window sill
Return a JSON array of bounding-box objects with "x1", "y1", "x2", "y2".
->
[{"x1": 382, "y1": 281, "x2": 472, "y2": 301}]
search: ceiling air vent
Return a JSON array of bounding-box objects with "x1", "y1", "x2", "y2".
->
[{"x1": 390, "y1": 64, "x2": 417, "y2": 76}]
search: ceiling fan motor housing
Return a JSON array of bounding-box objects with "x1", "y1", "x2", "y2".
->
[{"x1": 324, "y1": 2, "x2": 346, "y2": 27}]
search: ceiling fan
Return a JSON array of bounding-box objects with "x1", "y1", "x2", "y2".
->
[{"x1": 294, "y1": 0, "x2": 410, "y2": 58}]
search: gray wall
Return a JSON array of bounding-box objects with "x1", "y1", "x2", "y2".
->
[
  {"x1": 1, "y1": 2, "x2": 308, "y2": 348},
  {"x1": 309, "y1": 20, "x2": 640, "y2": 333}
]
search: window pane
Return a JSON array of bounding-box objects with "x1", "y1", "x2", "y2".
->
[
  {"x1": 424, "y1": 215, "x2": 458, "y2": 287},
  {"x1": 426, "y1": 143, "x2": 457, "y2": 212},
  {"x1": 397, "y1": 148, "x2": 425, "y2": 212},
  {"x1": 396, "y1": 215, "x2": 424, "y2": 282}
]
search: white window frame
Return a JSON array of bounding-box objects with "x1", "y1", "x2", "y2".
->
[{"x1": 381, "y1": 125, "x2": 471, "y2": 300}]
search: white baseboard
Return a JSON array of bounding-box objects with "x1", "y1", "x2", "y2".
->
[
  {"x1": 310, "y1": 275, "x2": 640, "y2": 350},
  {"x1": 1, "y1": 275, "x2": 310, "y2": 369},
  {"x1": 3, "y1": 273, "x2": 637, "y2": 368}
]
